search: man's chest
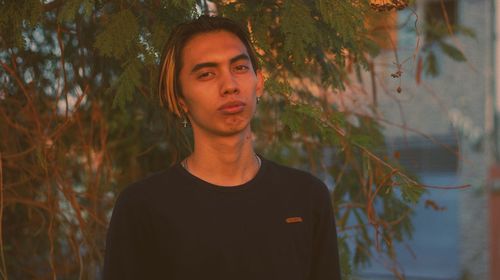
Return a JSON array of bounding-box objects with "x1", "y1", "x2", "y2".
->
[{"x1": 148, "y1": 189, "x2": 315, "y2": 279}]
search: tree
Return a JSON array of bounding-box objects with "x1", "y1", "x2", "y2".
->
[{"x1": 1, "y1": 0, "x2": 453, "y2": 279}]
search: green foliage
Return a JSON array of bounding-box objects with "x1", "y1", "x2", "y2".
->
[
  {"x1": 163, "y1": 0, "x2": 197, "y2": 9},
  {"x1": 281, "y1": 103, "x2": 322, "y2": 132},
  {"x1": 58, "y1": 0, "x2": 93, "y2": 23},
  {"x1": 350, "y1": 116, "x2": 385, "y2": 150},
  {"x1": 0, "y1": 0, "x2": 451, "y2": 279},
  {"x1": 400, "y1": 181, "x2": 425, "y2": 204},
  {"x1": 94, "y1": 9, "x2": 140, "y2": 59},
  {"x1": 338, "y1": 236, "x2": 353, "y2": 279},
  {"x1": 281, "y1": 0, "x2": 318, "y2": 67},
  {"x1": 439, "y1": 41, "x2": 466, "y2": 62},
  {"x1": 110, "y1": 59, "x2": 143, "y2": 110},
  {"x1": 316, "y1": 0, "x2": 369, "y2": 44},
  {"x1": 249, "y1": 11, "x2": 273, "y2": 56},
  {"x1": 419, "y1": 20, "x2": 474, "y2": 77},
  {"x1": 425, "y1": 51, "x2": 439, "y2": 77},
  {"x1": 0, "y1": 0, "x2": 42, "y2": 48},
  {"x1": 151, "y1": 22, "x2": 170, "y2": 52},
  {"x1": 454, "y1": 25, "x2": 477, "y2": 39}
]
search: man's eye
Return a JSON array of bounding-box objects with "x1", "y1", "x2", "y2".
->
[
  {"x1": 197, "y1": 72, "x2": 214, "y2": 79},
  {"x1": 234, "y1": 65, "x2": 249, "y2": 72}
]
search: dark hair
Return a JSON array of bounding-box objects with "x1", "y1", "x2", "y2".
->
[{"x1": 158, "y1": 15, "x2": 260, "y2": 117}]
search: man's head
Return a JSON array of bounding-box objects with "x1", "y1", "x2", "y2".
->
[{"x1": 158, "y1": 15, "x2": 260, "y2": 118}]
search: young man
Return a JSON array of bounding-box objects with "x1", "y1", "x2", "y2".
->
[{"x1": 103, "y1": 15, "x2": 341, "y2": 280}]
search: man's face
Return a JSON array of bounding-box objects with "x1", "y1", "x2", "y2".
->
[{"x1": 178, "y1": 31, "x2": 263, "y2": 138}]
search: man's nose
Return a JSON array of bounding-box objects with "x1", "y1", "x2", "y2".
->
[{"x1": 220, "y1": 72, "x2": 239, "y2": 96}]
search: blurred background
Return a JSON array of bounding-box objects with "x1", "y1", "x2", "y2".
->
[
  {"x1": 1, "y1": 0, "x2": 498, "y2": 279},
  {"x1": 357, "y1": 0, "x2": 497, "y2": 279}
]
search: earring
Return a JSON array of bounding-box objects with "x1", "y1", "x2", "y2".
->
[{"x1": 257, "y1": 97, "x2": 261, "y2": 104}]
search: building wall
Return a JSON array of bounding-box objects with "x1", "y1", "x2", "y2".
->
[{"x1": 373, "y1": 0, "x2": 492, "y2": 278}]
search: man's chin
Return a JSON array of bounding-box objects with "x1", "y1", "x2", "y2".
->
[{"x1": 190, "y1": 125, "x2": 249, "y2": 138}]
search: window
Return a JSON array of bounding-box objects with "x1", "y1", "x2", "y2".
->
[{"x1": 387, "y1": 134, "x2": 459, "y2": 174}]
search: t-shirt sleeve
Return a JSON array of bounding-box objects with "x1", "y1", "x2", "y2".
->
[
  {"x1": 102, "y1": 186, "x2": 156, "y2": 280},
  {"x1": 310, "y1": 181, "x2": 342, "y2": 280}
]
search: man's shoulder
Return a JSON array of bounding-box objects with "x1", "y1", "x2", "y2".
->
[
  {"x1": 115, "y1": 166, "x2": 181, "y2": 203},
  {"x1": 262, "y1": 158, "x2": 332, "y2": 212},
  {"x1": 263, "y1": 158, "x2": 328, "y2": 192}
]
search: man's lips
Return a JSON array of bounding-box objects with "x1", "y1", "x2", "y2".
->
[{"x1": 218, "y1": 101, "x2": 246, "y2": 114}]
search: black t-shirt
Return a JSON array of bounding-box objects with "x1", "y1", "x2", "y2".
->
[{"x1": 103, "y1": 157, "x2": 341, "y2": 280}]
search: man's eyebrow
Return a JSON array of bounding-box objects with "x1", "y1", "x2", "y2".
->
[
  {"x1": 190, "y1": 53, "x2": 250, "y2": 73},
  {"x1": 190, "y1": 62, "x2": 218, "y2": 73},
  {"x1": 229, "y1": 53, "x2": 250, "y2": 64}
]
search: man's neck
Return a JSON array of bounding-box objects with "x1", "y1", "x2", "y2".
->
[{"x1": 184, "y1": 129, "x2": 260, "y2": 187}]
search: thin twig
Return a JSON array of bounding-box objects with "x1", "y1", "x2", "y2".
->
[{"x1": 0, "y1": 153, "x2": 8, "y2": 279}]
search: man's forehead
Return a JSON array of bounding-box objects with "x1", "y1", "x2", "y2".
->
[{"x1": 181, "y1": 31, "x2": 250, "y2": 65}]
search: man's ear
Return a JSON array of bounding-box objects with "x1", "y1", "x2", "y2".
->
[
  {"x1": 177, "y1": 96, "x2": 188, "y2": 110},
  {"x1": 178, "y1": 96, "x2": 188, "y2": 114},
  {"x1": 256, "y1": 70, "x2": 264, "y2": 98}
]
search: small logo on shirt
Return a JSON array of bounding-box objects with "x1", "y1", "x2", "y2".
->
[{"x1": 285, "y1": 216, "x2": 303, "y2": 224}]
